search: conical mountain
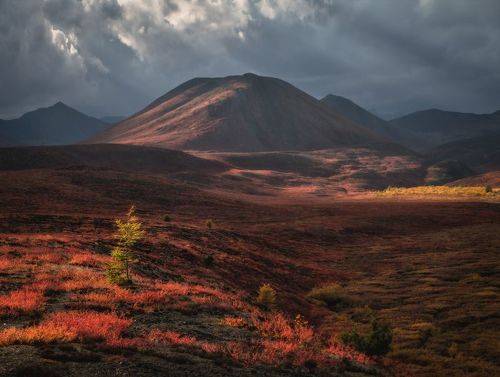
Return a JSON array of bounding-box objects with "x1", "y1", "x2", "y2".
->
[{"x1": 89, "y1": 73, "x2": 392, "y2": 152}]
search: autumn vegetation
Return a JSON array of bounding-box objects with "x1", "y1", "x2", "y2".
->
[{"x1": 379, "y1": 185, "x2": 499, "y2": 197}]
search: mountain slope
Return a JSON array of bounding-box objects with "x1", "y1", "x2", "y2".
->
[
  {"x1": 427, "y1": 132, "x2": 500, "y2": 172},
  {"x1": 390, "y1": 108, "x2": 500, "y2": 150},
  {"x1": 89, "y1": 73, "x2": 392, "y2": 152},
  {"x1": 320, "y1": 94, "x2": 399, "y2": 140},
  {"x1": 0, "y1": 102, "x2": 109, "y2": 147}
]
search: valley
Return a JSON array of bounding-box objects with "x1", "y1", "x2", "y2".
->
[{"x1": 0, "y1": 145, "x2": 498, "y2": 376}]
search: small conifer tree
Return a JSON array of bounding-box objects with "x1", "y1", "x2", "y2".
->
[
  {"x1": 257, "y1": 283, "x2": 276, "y2": 310},
  {"x1": 107, "y1": 205, "x2": 145, "y2": 285}
]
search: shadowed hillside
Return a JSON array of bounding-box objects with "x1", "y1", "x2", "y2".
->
[
  {"x1": 0, "y1": 102, "x2": 109, "y2": 147},
  {"x1": 390, "y1": 109, "x2": 500, "y2": 151}
]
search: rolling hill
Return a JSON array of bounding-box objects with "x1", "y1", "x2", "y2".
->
[
  {"x1": 390, "y1": 108, "x2": 500, "y2": 151},
  {"x1": 0, "y1": 144, "x2": 226, "y2": 174},
  {"x1": 0, "y1": 102, "x2": 109, "y2": 147},
  {"x1": 89, "y1": 73, "x2": 394, "y2": 152}
]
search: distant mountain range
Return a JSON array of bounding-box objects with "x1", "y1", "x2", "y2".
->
[
  {"x1": 0, "y1": 102, "x2": 109, "y2": 147},
  {"x1": 88, "y1": 73, "x2": 396, "y2": 152},
  {"x1": 1, "y1": 73, "x2": 498, "y2": 182},
  {"x1": 390, "y1": 108, "x2": 500, "y2": 151}
]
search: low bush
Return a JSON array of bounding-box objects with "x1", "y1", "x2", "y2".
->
[
  {"x1": 163, "y1": 214, "x2": 171, "y2": 222},
  {"x1": 0, "y1": 287, "x2": 45, "y2": 316},
  {"x1": 257, "y1": 284, "x2": 276, "y2": 310},
  {"x1": 341, "y1": 320, "x2": 393, "y2": 356},
  {"x1": 307, "y1": 283, "x2": 349, "y2": 309}
]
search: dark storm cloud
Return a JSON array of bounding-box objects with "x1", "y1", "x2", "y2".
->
[{"x1": 0, "y1": 0, "x2": 499, "y2": 119}]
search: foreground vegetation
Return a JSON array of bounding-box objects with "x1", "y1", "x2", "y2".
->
[
  {"x1": 378, "y1": 185, "x2": 498, "y2": 198},
  {"x1": 0, "y1": 197, "x2": 498, "y2": 376}
]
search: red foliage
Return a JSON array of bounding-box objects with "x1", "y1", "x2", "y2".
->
[
  {"x1": 0, "y1": 287, "x2": 45, "y2": 315},
  {"x1": 0, "y1": 310, "x2": 132, "y2": 346}
]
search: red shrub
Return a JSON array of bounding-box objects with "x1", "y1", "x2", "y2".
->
[
  {"x1": 45, "y1": 311, "x2": 132, "y2": 342},
  {"x1": 0, "y1": 310, "x2": 132, "y2": 347},
  {"x1": 0, "y1": 288, "x2": 45, "y2": 315}
]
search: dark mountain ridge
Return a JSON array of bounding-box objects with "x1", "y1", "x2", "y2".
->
[{"x1": 0, "y1": 102, "x2": 109, "y2": 147}]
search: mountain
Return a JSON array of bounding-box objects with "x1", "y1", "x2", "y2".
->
[
  {"x1": 0, "y1": 102, "x2": 109, "y2": 147},
  {"x1": 100, "y1": 115, "x2": 126, "y2": 124},
  {"x1": 390, "y1": 108, "x2": 500, "y2": 151},
  {"x1": 320, "y1": 94, "x2": 400, "y2": 141},
  {"x1": 89, "y1": 73, "x2": 394, "y2": 152}
]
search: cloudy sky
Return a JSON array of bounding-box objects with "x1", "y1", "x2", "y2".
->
[{"x1": 1, "y1": 0, "x2": 499, "y2": 119}]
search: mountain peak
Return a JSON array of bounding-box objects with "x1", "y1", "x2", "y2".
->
[
  {"x1": 50, "y1": 101, "x2": 70, "y2": 109},
  {"x1": 89, "y1": 74, "x2": 388, "y2": 152}
]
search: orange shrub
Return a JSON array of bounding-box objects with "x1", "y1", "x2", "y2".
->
[
  {"x1": 0, "y1": 288, "x2": 45, "y2": 315},
  {"x1": 147, "y1": 329, "x2": 219, "y2": 353},
  {"x1": 0, "y1": 310, "x2": 132, "y2": 347},
  {"x1": 69, "y1": 252, "x2": 109, "y2": 267},
  {"x1": 326, "y1": 342, "x2": 372, "y2": 365},
  {"x1": 0, "y1": 257, "x2": 13, "y2": 271},
  {"x1": 148, "y1": 330, "x2": 198, "y2": 347},
  {"x1": 253, "y1": 312, "x2": 313, "y2": 343},
  {"x1": 46, "y1": 311, "x2": 131, "y2": 342},
  {"x1": 222, "y1": 316, "x2": 247, "y2": 328},
  {"x1": 0, "y1": 322, "x2": 75, "y2": 346}
]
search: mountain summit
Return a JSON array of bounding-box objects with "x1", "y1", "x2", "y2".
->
[{"x1": 89, "y1": 73, "x2": 389, "y2": 152}]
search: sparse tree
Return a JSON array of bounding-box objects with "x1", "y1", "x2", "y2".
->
[
  {"x1": 257, "y1": 284, "x2": 276, "y2": 310},
  {"x1": 107, "y1": 205, "x2": 145, "y2": 285}
]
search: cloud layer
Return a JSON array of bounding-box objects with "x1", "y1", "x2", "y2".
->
[{"x1": 1, "y1": 0, "x2": 499, "y2": 119}]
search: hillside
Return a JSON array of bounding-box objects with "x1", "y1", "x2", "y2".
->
[
  {"x1": 89, "y1": 73, "x2": 393, "y2": 152},
  {"x1": 427, "y1": 133, "x2": 500, "y2": 172},
  {"x1": 390, "y1": 109, "x2": 500, "y2": 151},
  {"x1": 0, "y1": 144, "x2": 226, "y2": 175},
  {"x1": 0, "y1": 102, "x2": 109, "y2": 147}
]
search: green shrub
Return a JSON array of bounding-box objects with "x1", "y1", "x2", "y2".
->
[
  {"x1": 203, "y1": 255, "x2": 214, "y2": 267},
  {"x1": 485, "y1": 185, "x2": 493, "y2": 193},
  {"x1": 163, "y1": 214, "x2": 172, "y2": 222},
  {"x1": 307, "y1": 283, "x2": 348, "y2": 308},
  {"x1": 341, "y1": 320, "x2": 393, "y2": 356},
  {"x1": 106, "y1": 205, "x2": 144, "y2": 285},
  {"x1": 257, "y1": 284, "x2": 276, "y2": 310}
]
